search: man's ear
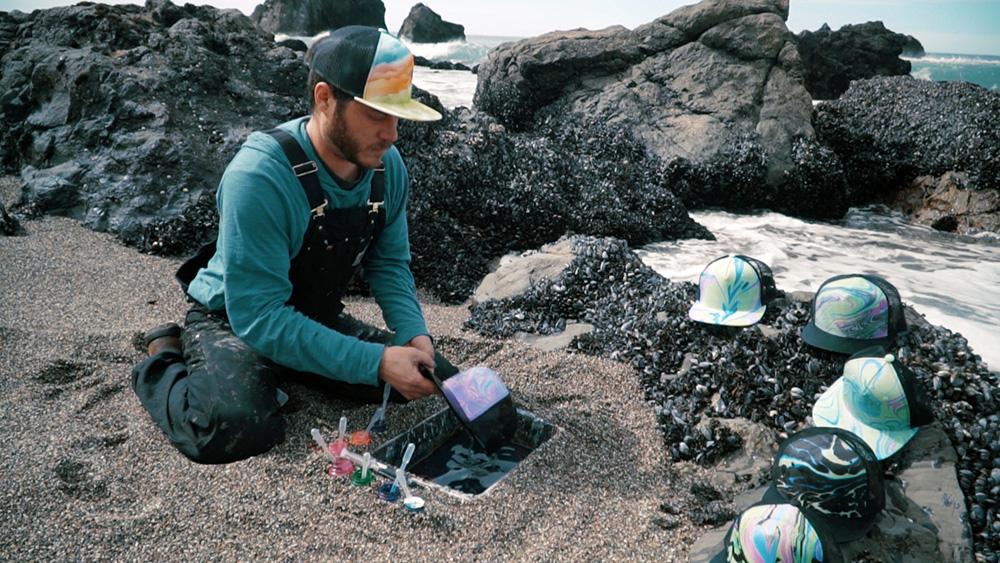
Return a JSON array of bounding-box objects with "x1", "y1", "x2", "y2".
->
[{"x1": 313, "y1": 81, "x2": 332, "y2": 111}]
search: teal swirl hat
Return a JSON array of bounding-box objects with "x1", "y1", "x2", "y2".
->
[
  {"x1": 308, "y1": 26, "x2": 442, "y2": 122},
  {"x1": 710, "y1": 503, "x2": 837, "y2": 563},
  {"x1": 812, "y1": 348, "x2": 934, "y2": 460},
  {"x1": 801, "y1": 274, "x2": 906, "y2": 354},
  {"x1": 689, "y1": 255, "x2": 778, "y2": 327}
]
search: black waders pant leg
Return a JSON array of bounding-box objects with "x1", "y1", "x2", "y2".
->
[{"x1": 131, "y1": 305, "x2": 285, "y2": 464}]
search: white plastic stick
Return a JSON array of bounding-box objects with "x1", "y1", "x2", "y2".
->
[
  {"x1": 362, "y1": 452, "x2": 371, "y2": 479},
  {"x1": 310, "y1": 428, "x2": 336, "y2": 463},
  {"x1": 338, "y1": 416, "x2": 348, "y2": 441},
  {"x1": 400, "y1": 442, "x2": 416, "y2": 472},
  {"x1": 365, "y1": 407, "x2": 385, "y2": 433},
  {"x1": 395, "y1": 468, "x2": 413, "y2": 499}
]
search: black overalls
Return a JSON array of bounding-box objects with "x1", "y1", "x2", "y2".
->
[{"x1": 131, "y1": 128, "x2": 457, "y2": 465}]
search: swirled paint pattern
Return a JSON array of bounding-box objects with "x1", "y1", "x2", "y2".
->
[
  {"x1": 689, "y1": 256, "x2": 766, "y2": 326},
  {"x1": 727, "y1": 504, "x2": 824, "y2": 563},
  {"x1": 813, "y1": 277, "x2": 889, "y2": 339}
]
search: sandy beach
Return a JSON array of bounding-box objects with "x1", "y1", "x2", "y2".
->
[{"x1": 0, "y1": 213, "x2": 730, "y2": 561}]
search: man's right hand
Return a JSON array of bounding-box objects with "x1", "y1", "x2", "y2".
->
[{"x1": 378, "y1": 346, "x2": 437, "y2": 400}]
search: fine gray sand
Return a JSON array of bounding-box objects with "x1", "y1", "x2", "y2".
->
[{"x1": 0, "y1": 215, "x2": 726, "y2": 561}]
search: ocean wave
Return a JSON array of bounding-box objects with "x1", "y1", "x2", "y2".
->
[
  {"x1": 911, "y1": 67, "x2": 934, "y2": 81},
  {"x1": 401, "y1": 38, "x2": 498, "y2": 66},
  {"x1": 904, "y1": 54, "x2": 1000, "y2": 66}
]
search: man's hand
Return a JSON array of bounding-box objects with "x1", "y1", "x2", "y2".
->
[
  {"x1": 405, "y1": 335, "x2": 435, "y2": 361},
  {"x1": 378, "y1": 346, "x2": 436, "y2": 400}
]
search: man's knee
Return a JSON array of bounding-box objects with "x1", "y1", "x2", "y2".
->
[{"x1": 179, "y1": 382, "x2": 286, "y2": 464}]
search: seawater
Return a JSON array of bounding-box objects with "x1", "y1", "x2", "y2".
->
[
  {"x1": 637, "y1": 208, "x2": 1000, "y2": 370},
  {"x1": 407, "y1": 431, "x2": 531, "y2": 495},
  {"x1": 908, "y1": 52, "x2": 1000, "y2": 91}
]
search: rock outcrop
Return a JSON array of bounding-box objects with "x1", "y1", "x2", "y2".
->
[
  {"x1": 397, "y1": 102, "x2": 712, "y2": 303},
  {"x1": 795, "y1": 21, "x2": 919, "y2": 100},
  {"x1": 0, "y1": 0, "x2": 307, "y2": 255},
  {"x1": 474, "y1": 0, "x2": 814, "y2": 189},
  {"x1": 814, "y1": 76, "x2": 1000, "y2": 233},
  {"x1": 250, "y1": 0, "x2": 385, "y2": 36},
  {"x1": 888, "y1": 172, "x2": 1000, "y2": 234},
  {"x1": 398, "y1": 3, "x2": 464, "y2": 43}
]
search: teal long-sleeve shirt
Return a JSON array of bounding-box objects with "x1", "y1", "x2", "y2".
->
[{"x1": 186, "y1": 116, "x2": 429, "y2": 386}]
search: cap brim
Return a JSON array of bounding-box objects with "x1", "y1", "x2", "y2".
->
[
  {"x1": 760, "y1": 483, "x2": 877, "y2": 543},
  {"x1": 688, "y1": 301, "x2": 766, "y2": 327},
  {"x1": 801, "y1": 322, "x2": 893, "y2": 355},
  {"x1": 355, "y1": 96, "x2": 442, "y2": 121},
  {"x1": 812, "y1": 378, "x2": 918, "y2": 460}
]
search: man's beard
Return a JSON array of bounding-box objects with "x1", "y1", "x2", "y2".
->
[{"x1": 325, "y1": 106, "x2": 389, "y2": 169}]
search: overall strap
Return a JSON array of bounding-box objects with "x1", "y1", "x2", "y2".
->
[
  {"x1": 369, "y1": 167, "x2": 386, "y2": 236},
  {"x1": 264, "y1": 128, "x2": 327, "y2": 217}
]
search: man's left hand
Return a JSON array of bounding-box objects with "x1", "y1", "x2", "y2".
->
[{"x1": 405, "y1": 335, "x2": 435, "y2": 362}]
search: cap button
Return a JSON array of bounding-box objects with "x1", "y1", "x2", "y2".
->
[{"x1": 884, "y1": 353, "x2": 895, "y2": 362}]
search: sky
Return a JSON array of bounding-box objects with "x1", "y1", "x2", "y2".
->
[{"x1": 2, "y1": 0, "x2": 998, "y2": 56}]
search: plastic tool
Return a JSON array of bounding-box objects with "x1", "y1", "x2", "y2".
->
[
  {"x1": 395, "y1": 468, "x2": 425, "y2": 512},
  {"x1": 331, "y1": 416, "x2": 349, "y2": 455},
  {"x1": 351, "y1": 452, "x2": 375, "y2": 486},
  {"x1": 371, "y1": 383, "x2": 392, "y2": 433},
  {"x1": 419, "y1": 365, "x2": 517, "y2": 451},
  {"x1": 351, "y1": 406, "x2": 385, "y2": 447},
  {"x1": 310, "y1": 428, "x2": 337, "y2": 464},
  {"x1": 400, "y1": 442, "x2": 416, "y2": 473}
]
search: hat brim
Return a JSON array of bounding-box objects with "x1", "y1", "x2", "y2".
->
[
  {"x1": 354, "y1": 96, "x2": 442, "y2": 121},
  {"x1": 707, "y1": 500, "x2": 845, "y2": 563},
  {"x1": 760, "y1": 483, "x2": 877, "y2": 543},
  {"x1": 801, "y1": 322, "x2": 894, "y2": 355},
  {"x1": 688, "y1": 301, "x2": 766, "y2": 327},
  {"x1": 812, "y1": 378, "x2": 918, "y2": 460}
]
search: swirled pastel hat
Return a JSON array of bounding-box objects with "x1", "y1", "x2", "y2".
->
[
  {"x1": 308, "y1": 26, "x2": 442, "y2": 121},
  {"x1": 688, "y1": 255, "x2": 778, "y2": 327},
  {"x1": 812, "y1": 348, "x2": 933, "y2": 460},
  {"x1": 710, "y1": 503, "x2": 838, "y2": 563},
  {"x1": 762, "y1": 428, "x2": 885, "y2": 542},
  {"x1": 801, "y1": 274, "x2": 906, "y2": 354}
]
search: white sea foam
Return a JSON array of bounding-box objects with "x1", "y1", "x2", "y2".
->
[
  {"x1": 637, "y1": 207, "x2": 1000, "y2": 370},
  {"x1": 904, "y1": 55, "x2": 1000, "y2": 66},
  {"x1": 911, "y1": 67, "x2": 934, "y2": 81},
  {"x1": 413, "y1": 67, "x2": 477, "y2": 109}
]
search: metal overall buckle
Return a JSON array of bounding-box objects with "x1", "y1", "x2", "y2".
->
[{"x1": 311, "y1": 198, "x2": 329, "y2": 218}]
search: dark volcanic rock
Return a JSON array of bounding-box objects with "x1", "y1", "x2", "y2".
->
[
  {"x1": 902, "y1": 34, "x2": 925, "y2": 58},
  {"x1": 397, "y1": 102, "x2": 713, "y2": 303},
  {"x1": 467, "y1": 235, "x2": 1000, "y2": 558},
  {"x1": 888, "y1": 172, "x2": 1000, "y2": 234},
  {"x1": 413, "y1": 55, "x2": 471, "y2": 71},
  {"x1": 0, "y1": 0, "x2": 307, "y2": 254},
  {"x1": 398, "y1": 3, "x2": 464, "y2": 43},
  {"x1": 814, "y1": 76, "x2": 1000, "y2": 231},
  {"x1": 795, "y1": 21, "x2": 917, "y2": 100},
  {"x1": 474, "y1": 0, "x2": 814, "y2": 189},
  {"x1": 250, "y1": 0, "x2": 385, "y2": 36}
]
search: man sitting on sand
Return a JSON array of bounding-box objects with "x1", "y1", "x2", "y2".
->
[{"x1": 132, "y1": 26, "x2": 456, "y2": 464}]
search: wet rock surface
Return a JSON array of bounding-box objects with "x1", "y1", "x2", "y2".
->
[
  {"x1": 398, "y1": 3, "x2": 464, "y2": 43},
  {"x1": 814, "y1": 76, "x2": 1000, "y2": 232},
  {"x1": 887, "y1": 172, "x2": 1000, "y2": 234},
  {"x1": 794, "y1": 21, "x2": 918, "y2": 100},
  {"x1": 0, "y1": 0, "x2": 306, "y2": 254},
  {"x1": 414, "y1": 55, "x2": 471, "y2": 71},
  {"x1": 250, "y1": 0, "x2": 385, "y2": 36},
  {"x1": 473, "y1": 0, "x2": 814, "y2": 187},
  {"x1": 467, "y1": 235, "x2": 1000, "y2": 560}
]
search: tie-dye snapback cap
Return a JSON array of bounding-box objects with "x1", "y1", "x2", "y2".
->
[
  {"x1": 812, "y1": 348, "x2": 933, "y2": 460},
  {"x1": 801, "y1": 274, "x2": 907, "y2": 354},
  {"x1": 308, "y1": 26, "x2": 442, "y2": 121},
  {"x1": 709, "y1": 503, "x2": 840, "y2": 563},
  {"x1": 688, "y1": 255, "x2": 779, "y2": 327},
  {"x1": 761, "y1": 428, "x2": 885, "y2": 542}
]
